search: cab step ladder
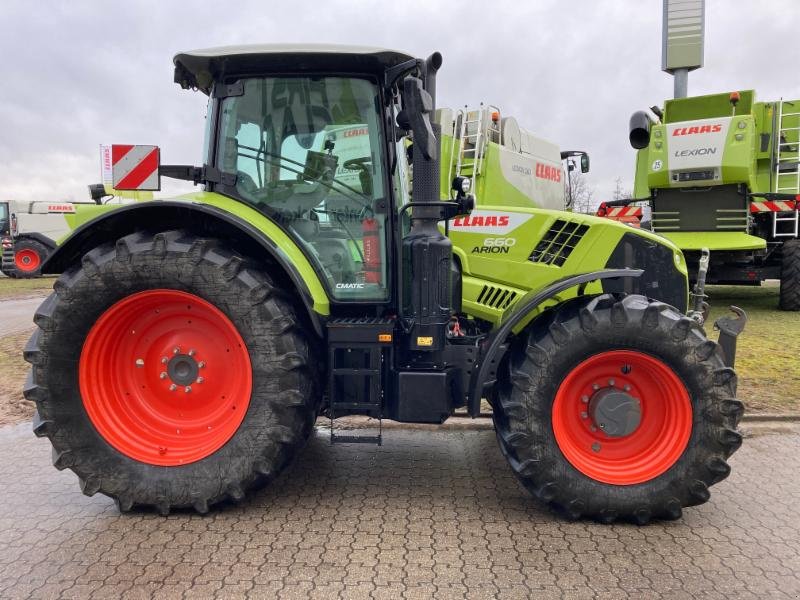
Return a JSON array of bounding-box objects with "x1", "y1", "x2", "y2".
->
[
  {"x1": 773, "y1": 99, "x2": 800, "y2": 238},
  {"x1": 327, "y1": 318, "x2": 394, "y2": 445}
]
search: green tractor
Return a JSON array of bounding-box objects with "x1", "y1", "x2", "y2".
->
[
  {"x1": 26, "y1": 45, "x2": 745, "y2": 523},
  {"x1": 606, "y1": 91, "x2": 800, "y2": 310}
]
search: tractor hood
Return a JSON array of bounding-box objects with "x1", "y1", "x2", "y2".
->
[{"x1": 174, "y1": 44, "x2": 415, "y2": 94}]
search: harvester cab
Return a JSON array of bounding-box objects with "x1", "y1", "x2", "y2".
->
[
  {"x1": 29, "y1": 45, "x2": 744, "y2": 523},
  {"x1": 0, "y1": 201, "x2": 8, "y2": 237}
]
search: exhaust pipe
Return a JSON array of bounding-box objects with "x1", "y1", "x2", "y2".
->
[{"x1": 629, "y1": 111, "x2": 652, "y2": 150}]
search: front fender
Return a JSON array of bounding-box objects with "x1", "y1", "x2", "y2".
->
[
  {"x1": 467, "y1": 269, "x2": 643, "y2": 416},
  {"x1": 43, "y1": 198, "x2": 330, "y2": 336}
]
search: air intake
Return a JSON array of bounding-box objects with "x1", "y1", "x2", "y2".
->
[
  {"x1": 529, "y1": 219, "x2": 589, "y2": 267},
  {"x1": 476, "y1": 285, "x2": 518, "y2": 309}
]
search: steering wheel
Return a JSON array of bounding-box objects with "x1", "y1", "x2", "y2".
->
[{"x1": 343, "y1": 157, "x2": 372, "y2": 172}]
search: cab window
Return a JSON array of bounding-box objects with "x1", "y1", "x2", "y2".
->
[{"x1": 216, "y1": 77, "x2": 388, "y2": 301}]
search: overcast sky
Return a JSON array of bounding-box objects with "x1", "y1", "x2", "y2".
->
[{"x1": 1, "y1": 0, "x2": 798, "y2": 205}]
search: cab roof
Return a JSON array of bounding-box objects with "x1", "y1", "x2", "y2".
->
[{"x1": 174, "y1": 44, "x2": 417, "y2": 94}]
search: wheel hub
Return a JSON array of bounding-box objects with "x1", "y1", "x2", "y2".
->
[
  {"x1": 588, "y1": 387, "x2": 641, "y2": 437},
  {"x1": 167, "y1": 353, "x2": 200, "y2": 386}
]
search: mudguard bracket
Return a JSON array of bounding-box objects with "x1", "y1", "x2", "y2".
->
[{"x1": 714, "y1": 306, "x2": 747, "y2": 368}]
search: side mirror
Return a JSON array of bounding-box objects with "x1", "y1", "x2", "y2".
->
[
  {"x1": 88, "y1": 183, "x2": 109, "y2": 204},
  {"x1": 580, "y1": 153, "x2": 590, "y2": 174},
  {"x1": 400, "y1": 77, "x2": 437, "y2": 161}
]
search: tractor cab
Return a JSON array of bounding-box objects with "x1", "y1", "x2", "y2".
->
[{"x1": 173, "y1": 45, "x2": 424, "y2": 304}]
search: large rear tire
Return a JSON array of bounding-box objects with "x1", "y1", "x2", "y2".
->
[
  {"x1": 25, "y1": 230, "x2": 321, "y2": 514},
  {"x1": 13, "y1": 238, "x2": 48, "y2": 278},
  {"x1": 493, "y1": 294, "x2": 743, "y2": 524},
  {"x1": 779, "y1": 239, "x2": 800, "y2": 311}
]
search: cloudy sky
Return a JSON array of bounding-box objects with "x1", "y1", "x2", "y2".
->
[{"x1": 1, "y1": 0, "x2": 798, "y2": 205}]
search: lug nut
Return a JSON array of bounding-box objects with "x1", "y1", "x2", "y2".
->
[
  {"x1": 173, "y1": 346, "x2": 180, "y2": 354},
  {"x1": 580, "y1": 411, "x2": 588, "y2": 419},
  {"x1": 159, "y1": 372, "x2": 167, "y2": 380},
  {"x1": 184, "y1": 386, "x2": 192, "y2": 393},
  {"x1": 161, "y1": 356, "x2": 169, "y2": 364},
  {"x1": 592, "y1": 442, "x2": 601, "y2": 452},
  {"x1": 169, "y1": 384, "x2": 177, "y2": 392},
  {"x1": 196, "y1": 377, "x2": 204, "y2": 384},
  {"x1": 198, "y1": 361, "x2": 206, "y2": 369},
  {"x1": 623, "y1": 384, "x2": 631, "y2": 392},
  {"x1": 581, "y1": 395, "x2": 589, "y2": 404},
  {"x1": 188, "y1": 349, "x2": 196, "y2": 357},
  {"x1": 135, "y1": 358, "x2": 144, "y2": 368},
  {"x1": 592, "y1": 383, "x2": 600, "y2": 391},
  {"x1": 608, "y1": 379, "x2": 615, "y2": 387}
]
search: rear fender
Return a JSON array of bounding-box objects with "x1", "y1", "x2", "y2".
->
[{"x1": 42, "y1": 200, "x2": 329, "y2": 336}]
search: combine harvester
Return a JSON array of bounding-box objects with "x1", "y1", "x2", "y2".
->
[
  {"x1": 26, "y1": 44, "x2": 744, "y2": 523},
  {"x1": 600, "y1": 0, "x2": 800, "y2": 310}
]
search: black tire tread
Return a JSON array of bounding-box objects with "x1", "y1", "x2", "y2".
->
[
  {"x1": 25, "y1": 230, "x2": 321, "y2": 514},
  {"x1": 493, "y1": 293, "x2": 742, "y2": 524},
  {"x1": 779, "y1": 239, "x2": 800, "y2": 311}
]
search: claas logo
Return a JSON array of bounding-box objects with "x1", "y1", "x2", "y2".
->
[
  {"x1": 452, "y1": 215, "x2": 510, "y2": 227},
  {"x1": 535, "y1": 163, "x2": 561, "y2": 182},
  {"x1": 672, "y1": 124, "x2": 723, "y2": 136}
]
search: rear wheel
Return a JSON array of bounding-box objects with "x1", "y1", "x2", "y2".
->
[
  {"x1": 779, "y1": 239, "x2": 800, "y2": 311},
  {"x1": 25, "y1": 230, "x2": 321, "y2": 514},
  {"x1": 493, "y1": 294, "x2": 743, "y2": 523},
  {"x1": 13, "y1": 239, "x2": 48, "y2": 278}
]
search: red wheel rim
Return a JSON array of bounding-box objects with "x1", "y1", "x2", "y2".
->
[
  {"x1": 552, "y1": 350, "x2": 692, "y2": 485},
  {"x1": 15, "y1": 248, "x2": 41, "y2": 271},
  {"x1": 79, "y1": 290, "x2": 252, "y2": 466}
]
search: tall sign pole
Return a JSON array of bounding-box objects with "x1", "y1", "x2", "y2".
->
[{"x1": 662, "y1": 0, "x2": 705, "y2": 98}]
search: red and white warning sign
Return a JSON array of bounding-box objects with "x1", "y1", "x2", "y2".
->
[
  {"x1": 749, "y1": 200, "x2": 798, "y2": 213},
  {"x1": 111, "y1": 145, "x2": 160, "y2": 191}
]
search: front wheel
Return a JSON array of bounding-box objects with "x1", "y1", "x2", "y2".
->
[
  {"x1": 493, "y1": 294, "x2": 743, "y2": 523},
  {"x1": 25, "y1": 230, "x2": 321, "y2": 514}
]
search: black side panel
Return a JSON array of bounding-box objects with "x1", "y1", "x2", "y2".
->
[
  {"x1": 390, "y1": 369, "x2": 458, "y2": 423},
  {"x1": 652, "y1": 185, "x2": 747, "y2": 232},
  {"x1": 603, "y1": 233, "x2": 688, "y2": 312}
]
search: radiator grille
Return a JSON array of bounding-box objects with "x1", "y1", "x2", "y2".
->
[
  {"x1": 476, "y1": 285, "x2": 518, "y2": 309},
  {"x1": 529, "y1": 219, "x2": 590, "y2": 266}
]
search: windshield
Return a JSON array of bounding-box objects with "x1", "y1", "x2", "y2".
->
[{"x1": 216, "y1": 77, "x2": 389, "y2": 301}]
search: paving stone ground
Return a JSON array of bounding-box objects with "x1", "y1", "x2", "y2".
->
[{"x1": 0, "y1": 422, "x2": 799, "y2": 600}]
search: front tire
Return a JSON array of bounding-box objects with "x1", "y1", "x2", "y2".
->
[
  {"x1": 779, "y1": 239, "x2": 800, "y2": 311},
  {"x1": 25, "y1": 230, "x2": 321, "y2": 514},
  {"x1": 493, "y1": 294, "x2": 743, "y2": 523}
]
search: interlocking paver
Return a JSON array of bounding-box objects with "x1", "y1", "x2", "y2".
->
[{"x1": 0, "y1": 422, "x2": 799, "y2": 599}]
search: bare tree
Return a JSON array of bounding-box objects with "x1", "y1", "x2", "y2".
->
[
  {"x1": 566, "y1": 168, "x2": 596, "y2": 214},
  {"x1": 612, "y1": 177, "x2": 632, "y2": 201}
]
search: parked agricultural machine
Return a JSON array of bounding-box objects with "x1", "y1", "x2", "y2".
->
[
  {"x1": 26, "y1": 45, "x2": 744, "y2": 523},
  {"x1": 597, "y1": 0, "x2": 799, "y2": 310},
  {"x1": 611, "y1": 91, "x2": 800, "y2": 310},
  {"x1": 1, "y1": 187, "x2": 151, "y2": 278}
]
